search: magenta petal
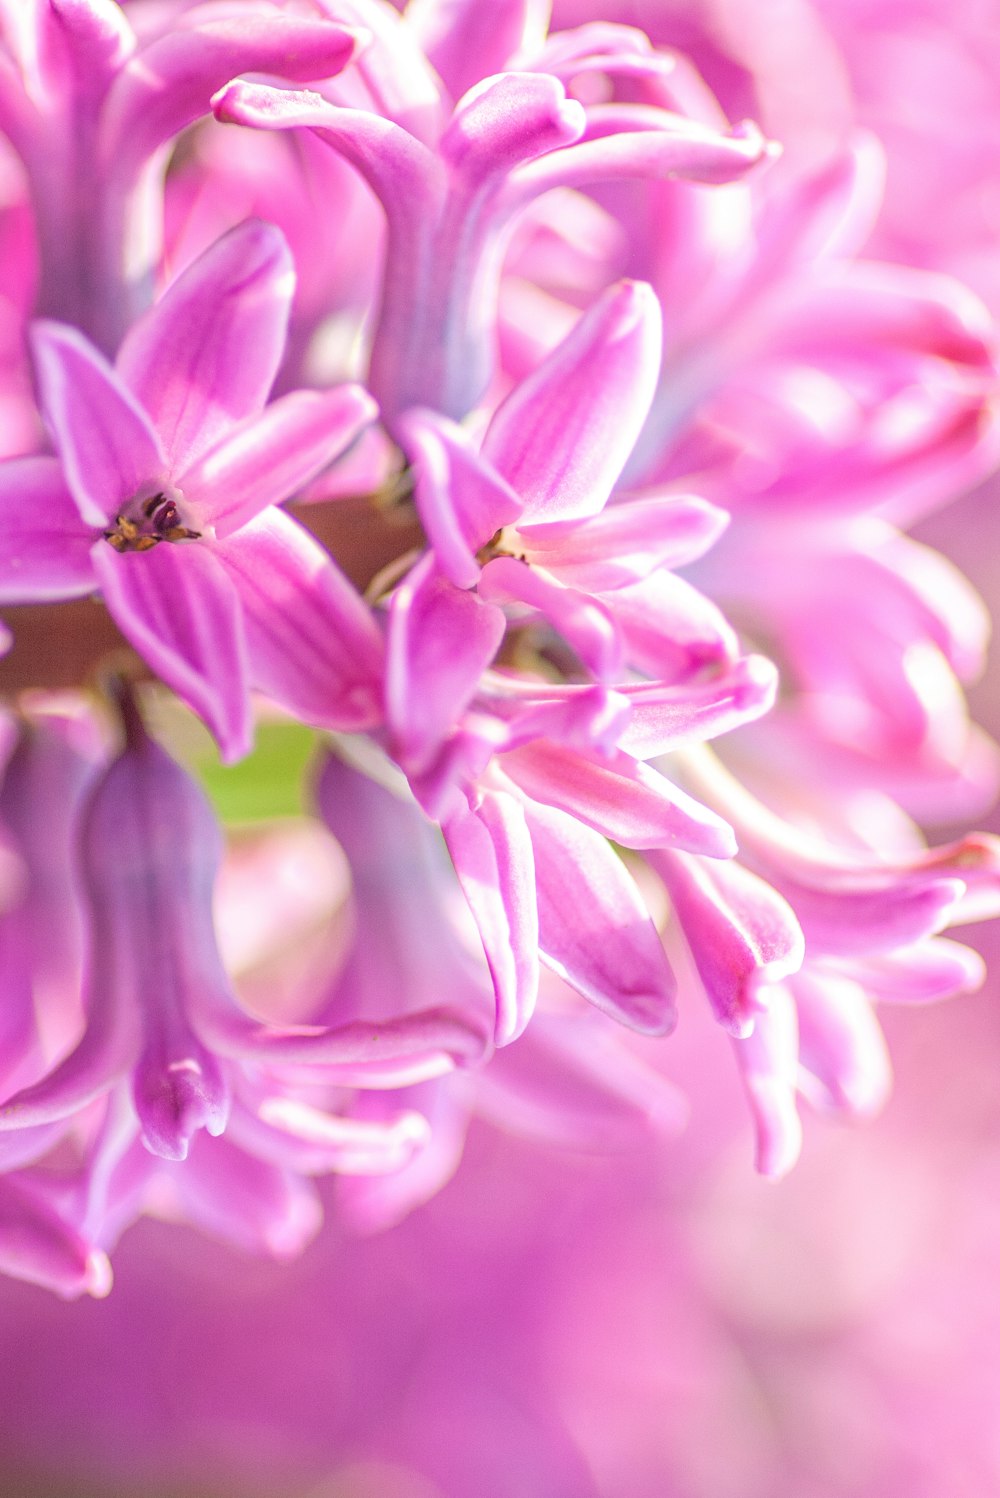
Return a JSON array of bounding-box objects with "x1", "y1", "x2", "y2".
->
[
  {"x1": 517, "y1": 493, "x2": 730, "y2": 590},
  {"x1": 117, "y1": 220, "x2": 296, "y2": 473},
  {"x1": 501, "y1": 741, "x2": 737, "y2": 856},
  {"x1": 443, "y1": 789, "x2": 539, "y2": 1046},
  {"x1": 0, "y1": 1174, "x2": 112, "y2": 1300},
  {"x1": 180, "y1": 384, "x2": 377, "y2": 537},
  {"x1": 482, "y1": 280, "x2": 662, "y2": 522},
  {"x1": 212, "y1": 510, "x2": 383, "y2": 733},
  {"x1": 212, "y1": 82, "x2": 436, "y2": 217},
  {"x1": 92, "y1": 541, "x2": 252, "y2": 762},
  {"x1": 0, "y1": 457, "x2": 97, "y2": 601},
  {"x1": 387, "y1": 555, "x2": 506, "y2": 769},
  {"x1": 102, "y1": 15, "x2": 361, "y2": 176},
  {"x1": 731, "y1": 985, "x2": 802, "y2": 1179},
  {"x1": 522, "y1": 795, "x2": 677, "y2": 1035},
  {"x1": 512, "y1": 114, "x2": 772, "y2": 197},
  {"x1": 478, "y1": 555, "x2": 622, "y2": 679},
  {"x1": 396, "y1": 408, "x2": 521, "y2": 588},
  {"x1": 31, "y1": 321, "x2": 166, "y2": 528},
  {"x1": 849, "y1": 939, "x2": 986, "y2": 1005},
  {"x1": 617, "y1": 656, "x2": 779, "y2": 757},
  {"x1": 649, "y1": 850, "x2": 805, "y2": 1036},
  {"x1": 441, "y1": 72, "x2": 584, "y2": 180},
  {"x1": 793, "y1": 970, "x2": 891, "y2": 1118}
]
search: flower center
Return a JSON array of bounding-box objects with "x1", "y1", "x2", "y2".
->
[{"x1": 103, "y1": 489, "x2": 201, "y2": 554}]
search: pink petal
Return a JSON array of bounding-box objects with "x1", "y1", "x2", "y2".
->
[
  {"x1": 649, "y1": 850, "x2": 805, "y2": 1037},
  {"x1": 0, "y1": 1174, "x2": 112, "y2": 1300},
  {"x1": 0, "y1": 456, "x2": 96, "y2": 600},
  {"x1": 516, "y1": 493, "x2": 730, "y2": 590},
  {"x1": 440, "y1": 71, "x2": 584, "y2": 181},
  {"x1": 443, "y1": 788, "x2": 539, "y2": 1046},
  {"x1": 478, "y1": 555, "x2": 622, "y2": 679},
  {"x1": 407, "y1": 0, "x2": 547, "y2": 101},
  {"x1": 608, "y1": 569, "x2": 740, "y2": 683},
  {"x1": 793, "y1": 969, "x2": 892, "y2": 1118},
  {"x1": 522, "y1": 795, "x2": 677, "y2": 1035},
  {"x1": 387, "y1": 555, "x2": 506, "y2": 770},
  {"x1": 501, "y1": 741, "x2": 737, "y2": 857},
  {"x1": 116, "y1": 220, "x2": 296, "y2": 473},
  {"x1": 396, "y1": 408, "x2": 521, "y2": 588},
  {"x1": 617, "y1": 655, "x2": 779, "y2": 757},
  {"x1": 31, "y1": 321, "x2": 166, "y2": 528},
  {"x1": 92, "y1": 540, "x2": 252, "y2": 762},
  {"x1": 482, "y1": 279, "x2": 662, "y2": 523},
  {"x1": 101, "y1": 14, "x2": 362, "y2": 177},
  {"x1": 848, "y1": 939, "x2": 986, "y2": 1005},
  {"x1": 511, "y1": 114, "x2": 772, "y2": 198},
  {"x1": 212, "y1": 509, "x2": 384, "y2": 733},
  {"x1": 180, "y1": 383, "x2": 378, "y2": 537},
  {"x1": 731, "y1": 984, "x2": 802, "y2": 1179}
]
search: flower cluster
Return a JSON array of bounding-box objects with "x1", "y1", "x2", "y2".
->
[{"x1": 0, "y1": 0, "x2": 997, "y2": 1299}]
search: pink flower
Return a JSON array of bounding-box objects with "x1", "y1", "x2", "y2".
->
[{"x1": 0, "y1": 219, "x2": 382, "y2": 759}]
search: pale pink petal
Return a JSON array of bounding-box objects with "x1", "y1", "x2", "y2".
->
[
  {"x1": 0, "y1": 456, "x2": 96, "y2": 601},
  {"x1": 610, "y1": 569, "x2": 740, "y2": 682},
  {"x1": 848, "y1": 939, "x2": 986, "y2": 1005},
  {"x1": 482, "y1": 279, "x2": 662, "y2": 523},
  {"x1": 92, "y1": 540, "x2": 252, "y2": 762},
  {"x1": 731, "y1": 984, "x2": 802, "y2": 1179},
  {"x1": 517, "y1": 493, "x2": 730, "y2": 590},
  {"x1": 478, "y1": 555, "x2": 622, "y2": 679},
  {"x1": 180, "y1": 384, "x2": 378, "y2": 537},
  {"x1": 793, "y1": 969, "x2": 892, "y2": 1118},
  {"x1": 396, "y1": 408, "x2": 520, "y2": 588},
  {"x1": 31, "y1": 321, "x2": 166, "y2": 528},
  {"x1": 443, "y1": 788, "x2": 539, "y2": 1046},
  {"x1": 212, "y1": 510, "x2": 383, "y2": 733},
  {"x1": 387, "y1": 555, "x2": 506, "y2": 769},
  {"x1": 522, "y1": 795, "x2": 677, "y2": 1035},
  {"x1": 509, "y1": 114, "x2": 772, "y2": 199},
  {"x1": 116, "y1": 220, "x2": 296, "y2": 473},
  {"x1": 650, "y1": 850, "x2": 805, "y2": 1037},
  {"x1": 501, "y1": 741, "x2": 737, "y2": 856},
  {"x1": 617, "y1": 656, "x2": 779, "y2": 757},
  {"x1": 101, "y1": 15, "x2": 362, "y2": 176},
  {"x1": 440, "y1": 72, "x2": 584, "y2": 180}
]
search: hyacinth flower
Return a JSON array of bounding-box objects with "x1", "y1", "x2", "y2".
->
[
  {"x1": 0, "y1": 218, "x2": 384, "y2": 760},
  {"x1": 213, "y1": 11, "x2": 774, "y2": 429},
  {"x1": 0, "y1": 687, "x2": 494, "y2": 1291},
  {"x1": 376, "y1": 278, "x2": 779, "y2": 1045},
  {"x1": 302, "y1": 749, "x2": 683, "y2": 1232},
  {"x1": 507, "y1": 127, "x2": 1000, "y2": 816},
  {"x1": 0, "y1": 0, "x2": 365, "y2": 350}
]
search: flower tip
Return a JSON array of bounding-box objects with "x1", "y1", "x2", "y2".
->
[
  {"x1": 135, "y1": 1059, "x2": 230, "y2": 1163},
  {"x1": 83, "y1": 1250, "x2": 114, "y2": 1301}
]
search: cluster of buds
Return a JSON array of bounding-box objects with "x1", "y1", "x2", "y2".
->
[{"x1": 0, "y1": 0, "x2": 997, "y2": 1299}]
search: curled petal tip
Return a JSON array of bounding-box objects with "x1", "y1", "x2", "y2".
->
[{"x1": 83, "y1": 1251, "x2": 114, "y2": 1301}]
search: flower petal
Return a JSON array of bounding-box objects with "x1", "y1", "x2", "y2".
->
[
  {"x1": 483, "y1": 279, "x2": 662, "y2": 523},
  {"x1": 116, "y1": 220, "x2": 296, "y2": 474},
  {"x1": 387, "y1": 555, "x2": 506, "y2": 770},
  {"x1": 501, "y1": 741, "x2": 737, "y2": 856},
  {"x1": 212, "y1": 510, "x2": 383, "y2": 733},
  {"x1": 649, "y1": 849, "x2": 805, "y2": 1036},
  {"x1": 522, "y1": 795, "x2": 677, "y2": 1035},
  {"x1": 31, "y1": 321, "x2": 166, "y2": 528},
  {"x1": 180, "y1": 383, "x2": 378, "y2": 538},
  {"x1": 443, "y1": 788, "x2": 539, "y2": 1046},
  {"x1": 92, "y1": 540, "x2": 252, "y2": 762},
  {"x1": 0, "y1": 457, "x2": 96, "y2": 601}
]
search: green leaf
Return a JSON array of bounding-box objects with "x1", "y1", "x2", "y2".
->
[{"x1": 193, "y1": 720, "x2": 318, "y2": 825}]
